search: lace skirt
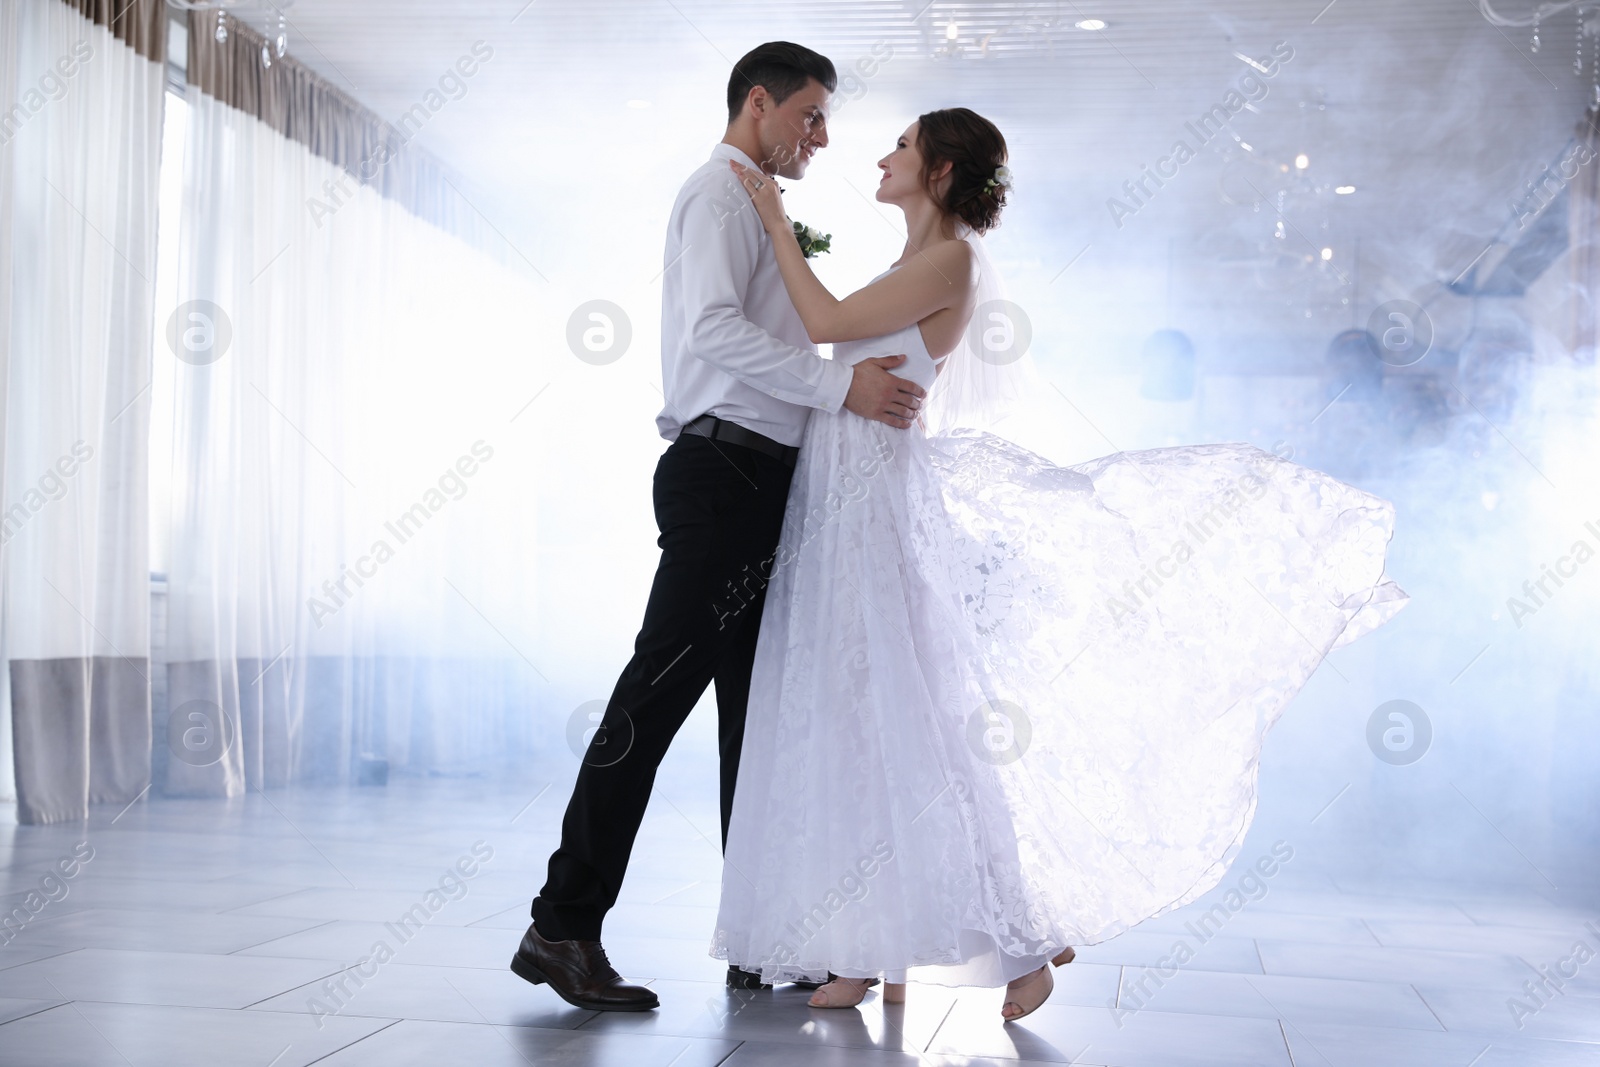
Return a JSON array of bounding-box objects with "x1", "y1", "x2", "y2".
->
[{"x1": 710, "y1": 413, "x2": 1406, "y2": 987}]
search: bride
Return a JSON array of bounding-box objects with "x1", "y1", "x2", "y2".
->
[{"x1": 713, "y1": 107, "x2": 1407, "y2": 1021}]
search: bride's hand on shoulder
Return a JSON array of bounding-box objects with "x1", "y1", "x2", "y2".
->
[{"x1": 729, "y1": 160, "x2": 789, "y2": 236}]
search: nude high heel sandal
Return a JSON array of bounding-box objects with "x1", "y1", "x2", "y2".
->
[
  {"x1": 808, "y1": 977, "x2": 874, "y2": 1008},
  {"x1": 1001, "y1": 964, "x2": 1055, "y2": 1022},
  {"x1": 808, "y1": 976, "x2": 906, "y2": 1008},
  {"x1": 996, "y1": 946, "x2": 1073, "y2": 1022}
]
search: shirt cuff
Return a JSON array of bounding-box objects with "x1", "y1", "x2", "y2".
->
[{"x1": 816, "y1": 357, "x2": 852, "y2": 414}]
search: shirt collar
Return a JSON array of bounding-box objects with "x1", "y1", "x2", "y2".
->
[{"x1": 711, "y1": 142, "x2": 763, "y2": 173}]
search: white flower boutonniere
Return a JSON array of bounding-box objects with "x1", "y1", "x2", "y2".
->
[{"x1": 791, "y1": 218, "x2": 832, "y2": 259}]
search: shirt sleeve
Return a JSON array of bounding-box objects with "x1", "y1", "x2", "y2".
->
[{"x1": 675, "y1": 178, "x2": 853, "y2": 414}]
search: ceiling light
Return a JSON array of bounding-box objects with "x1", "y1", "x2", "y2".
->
[
  {"x1": 1294, "y1": 153, "x2": 1309, "y2": 169},
  {"x1": 1320, "y1": 247, "x2": 1333, "y2": 260},
  {"x1": 1335, "y1": 184, "x2": 1356, "y2": 194},
  {"x1": 1232, "y1": 51, "x2": 1271, "y2": 74},
  {"x1": 1075, "y1": 18, "x2": 1107, "y2": 30},
  {"x1": 946, "y1": 22, "x2": 959, "y2": 40}
]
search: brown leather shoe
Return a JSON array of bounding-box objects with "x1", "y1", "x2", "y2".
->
[{"x1": 510, "y1": 922, "x2": 658, "y2": 1012}]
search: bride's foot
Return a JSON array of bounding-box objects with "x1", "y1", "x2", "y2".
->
[
  {"x1": 1001, "y1": 965, "x2": 1054, "y2": 1022},
  {"x1": 1051, "y1": 947, "x2": 1076, "y2": 966},
  {"x1": 808, "y1": 977, "x2": 874, "y2": 1008}
]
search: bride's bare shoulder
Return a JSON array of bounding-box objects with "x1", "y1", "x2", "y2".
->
[{"x1": 916, "y1": 239, "x2": 976, "y2": 288}]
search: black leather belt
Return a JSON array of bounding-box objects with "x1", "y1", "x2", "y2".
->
[{"x1": 682, "y1": 414, "x2": 799, "y2": 469}]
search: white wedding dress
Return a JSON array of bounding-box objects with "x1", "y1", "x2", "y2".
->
[{"x1": 711, "y1": 259, "x2": 1408, "y2": 987}]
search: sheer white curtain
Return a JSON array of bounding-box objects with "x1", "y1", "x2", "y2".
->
[
  {"x1": 0, "y1": 0, "x2": 163, "y2": 822},
  {"x1": 156, "y1": 79, "x2": 548, "y2": 796},
  {"x1": 0, "y1": 0, "x2": 14, "y2": 808}
]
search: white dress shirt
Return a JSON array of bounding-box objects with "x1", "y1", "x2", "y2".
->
[{"x1": 656, "y1": 143, "x2": 853, "y2": 449}]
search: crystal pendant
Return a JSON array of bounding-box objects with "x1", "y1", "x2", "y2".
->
[
  {"x1": 261, "y1": 42, "x2": 272, "y2": 69},
  {"x1": 1576, "y1": 7, "x2": 1584, "y2": 77},
  {"x1": 276, "y1": 12, "x2": 287, "y2": 57},
  {"x1": 1593, "y1": 14, "x2": 1600, "y2": 105},
  {"x1": 1532, "y1": 10, "x2": 1540, "y2": 52},
  {"x1": 214, "y1": 10, "x2": 228, "y2": 44}
]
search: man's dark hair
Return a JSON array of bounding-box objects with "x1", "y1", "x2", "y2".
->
[{"x1": 726, "y1": 42, "x2": 837, "y2": 124}]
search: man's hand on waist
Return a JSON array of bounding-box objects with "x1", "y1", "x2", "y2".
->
[{"x1": 844, "y1": 355, "x2": 924, "y2": 429}]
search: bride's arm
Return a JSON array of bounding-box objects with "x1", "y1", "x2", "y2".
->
[{"x1": 730, "y1": 160, "x2": 974, "y2": 345}]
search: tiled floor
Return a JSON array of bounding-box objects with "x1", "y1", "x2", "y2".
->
[{"x1": 2, "y1": 777, "x2": 1597, "y2": 1067}]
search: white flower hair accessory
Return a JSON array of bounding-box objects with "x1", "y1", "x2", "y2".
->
[{"x1": 984, "y1": 165, "x2": 1012, "y2": 195}]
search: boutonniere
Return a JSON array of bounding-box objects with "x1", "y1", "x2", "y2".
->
[{"x1": 791, "y1": 218, "x2": 832, "y2": 259}]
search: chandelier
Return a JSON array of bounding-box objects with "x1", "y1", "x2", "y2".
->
[
  {"x1": 165, "y1": 0, "x2": 297, "y2": 69},
  {"x1": 1478, "y1": 0, "x2": 1600, "y2": 106}
]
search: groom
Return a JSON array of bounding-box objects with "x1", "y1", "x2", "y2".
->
[{"x1": 512, "y1": 42, "x2": 925, "y2": 1011}]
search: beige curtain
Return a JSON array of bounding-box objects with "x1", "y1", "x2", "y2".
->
[{"x1": 62, "y1": 0, "x2": 166, "y2": 63}]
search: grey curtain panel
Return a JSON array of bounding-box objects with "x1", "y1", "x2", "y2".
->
[
  {"x1": 11, "y1": 659, "x2": 151, "y2": 816},
  {"x1": 1, "y1": 0, "x2": 165, "y2": 823}
]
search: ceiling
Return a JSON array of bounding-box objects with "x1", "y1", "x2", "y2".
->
[
  {"x1": 252, "y1": 0, "x2": 1591, "y2": 148},
  {"x1": 174, "y1": 0, "x2": 1598, "y2": 373}
]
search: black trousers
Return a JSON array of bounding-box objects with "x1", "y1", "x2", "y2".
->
[{"x1": 532, "y1": 431, "x2": 794, "y2": 942}]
